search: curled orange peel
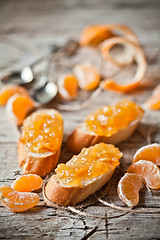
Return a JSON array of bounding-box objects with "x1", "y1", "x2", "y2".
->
[
  {"x1": 100, "y1": 37, "x2": 147, "y2": 93},
  {"x1": 80, "y1": 24, "x2": 138, "y2": 54},
  {"x1": 80, "y1": 25, "x2": 114, "y2": 47}
]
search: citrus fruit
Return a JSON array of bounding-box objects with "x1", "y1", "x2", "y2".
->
[
  {"x1": 57, "y1": 73, "x2": 78, "y2": 100},
  {"x1": 133, "y1": 143, "x2": 160, "y2": 165},
  {"x1": 101, "y1": 37, "x2": 147, "y2": 93},
  {"x1": 117, "y1": 173, "x2": 144, "y2": 207},
  {"x1": 127, "y1": 160, "x2": 160, "y2": 189},
  {"x1": 55, "y1": 143, "x2": 122, "y2": 187},
  {"x1": 74, "y1": 62, "x2": 100, "y2": 91},
  {"x1": 145, "y1": 85, "x2": 160, "y2": 110},
  {"x1": 80, "y1": 25, "x2": 114, "y2": 47},
  {"x1": 0, "y1": 84, "x2": 29, "y2": 106},
  {"x1": 6, "y1": 94, "x2": 35, "y2": 125},
  {"x1": 0, "y1": 185, "x2": 39, "y2": 212},
  {"x1": 11, "y1": 174, "x2": 43, "y2": 192}
]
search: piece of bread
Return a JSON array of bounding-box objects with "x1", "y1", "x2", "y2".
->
[
  {"x1": 44, "y1": 143, "x2": 122, "y2": 206},
  {"x1": 67, "y1": 100, "x2": 144, "y2": 153},
  {"x1": 18, "y1": 141, "x2": 60, "y2": 177},
  {"x1": 18, "y1": 109, "x2": 63, "y2": 177}
]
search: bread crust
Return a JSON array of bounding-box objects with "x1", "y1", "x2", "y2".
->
[
  {"x1": 44, "y1": 167, "x2": 115, "y2": 206},
  {"x1": 67, "y1": 109, "x2": 144, "y2": 153},
  {"x1": 18, "y1": 140, "x2": 60, "y2": 177}
]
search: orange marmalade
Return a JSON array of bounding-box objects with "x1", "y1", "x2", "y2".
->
[
  {"x1": 20, "y1": 110, "x2": 63, "y2": 153},
  {"x1": 83, "y1": 99, "x2": 143, "y2": 137},
  {"x1": 55, "y1": 143, "x2": 122, "y2": 187}
]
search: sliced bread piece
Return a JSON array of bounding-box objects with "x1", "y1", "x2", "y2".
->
[
  {"x1": 18, "y1": 109, "x2": 63, "y2": 177},
  {"x1": 67, "y1": 99, "x2": 144, "y2": 153},
  {"x1": 44, "y1": 143, "x2": 122, "y2": 206}
]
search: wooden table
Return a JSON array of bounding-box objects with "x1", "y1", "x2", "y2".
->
[{"x1": 0, "y1": 0, "x2": 160, "y2": 239}]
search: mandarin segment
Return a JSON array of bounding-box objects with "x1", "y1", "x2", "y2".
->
[
  {"x1": 133, "y1": 143, "x2": 160, "y2": 165},
  {"x1": 0, "y1": 185, "x2": 39, "y2": 212},
  {"x1": 84, "y1": 99, "x2": 143, "y2": 137},
  {"x1": 145, "y1": 85, "x2": 160, "y2": 110},
  {"x1": 55, "y1": 143, "x2": 122, "y2": 187},
  {"x1": 6, "y1": 94, "x2": 35, "y2": 125},
  {"x1": 0, "y1": 85, "x2": 29, "y2": 106},
  {"x1": 20, "y1": 109, "x2": 63, "y2": 154},
  {"x1": 117, "y1": 173, "x2": 144, "y2": 207},
  {"x1": 127, "y1": 160, "x2": 160, "y2": 189},
  {"x1": 11, "y1": 174, "x2": 43, "y2": 192},
  {"x1": 74, "y1": 62, "x2": 100, "y2": 91},
  {"x1": 58, "y1": 73, "x2": 78, "y2": 100}
]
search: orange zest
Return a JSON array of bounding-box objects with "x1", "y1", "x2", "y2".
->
[
  {"x1": 83, "y1": 99, "x2": 143, "y2": 137},
  {"x1": 132, "y1": 143, "x2": 160, "y2": 165},
  {"x1": 57, "y1": 73, "x2": 78, "y2": 100},
  {"x1": 55, "y1": 143, "x2": 122, "y2": 187},
  {"x1": 6, "y1": 94, "x2": 35, "y2": 126},
  {"x1": 80, "y1": 24, "x2": 138, "y2": 47},
  {"x1": 20, "y1": 109, "x2": 63, "y2": 154},
  {"x1": 74, "y1": 62, "x2": 100, "y2": 91},
  {"x1": 80, "y1": 25, "x2": 114, "y2": 47},
  {"x1": 0, "y1": 185, "x2": 39, "y2": 212},
  {"x1": 101, "y1": 37, "x2": 147, "y2": 93},
  {"x1": 11, "y1": 174, "x2": 43, "y2": 192},
  {"x1": 145, "y1": 85, "x2": 160, "y2": 110},
  {"x1": 127, "y1": 160, "x2": 160, "y2": 189},
  {"x1": 0, "y1": 85, "x2": 29, "y2": 106},
  {"x1": 117, "y1": 173, "x2": 144, "y2": 207}
]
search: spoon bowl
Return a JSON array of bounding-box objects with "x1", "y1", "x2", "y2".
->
[
  {"x1": 32, "y1": 82, "x2": 58, "y2": 105},
  {"x1": 1, "y1": 66, "x2": 34, "y2": 85}
]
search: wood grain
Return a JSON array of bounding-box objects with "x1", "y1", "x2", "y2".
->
[{"x1": 0, "y1": 0, "x2": 160, "y2": 239}]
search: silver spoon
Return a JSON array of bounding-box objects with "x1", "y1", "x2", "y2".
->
[
  {"x1": 1, "y1": 66, "x2": 34, "y2": 85},
  {"x1": 31, "y1": 40, "x2": 79, "y2": 105}
]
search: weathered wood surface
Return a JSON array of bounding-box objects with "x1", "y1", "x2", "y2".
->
[{"x1": 0, "y1": 0, "x2": 160, "y2": 239}]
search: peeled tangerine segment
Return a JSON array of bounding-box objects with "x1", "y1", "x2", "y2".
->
[
  {"x1": 20, "y1": 109, "x2": 63, "y2": 154},
  {"x1": 0, "y1": 185, "x2": 39, "y2": 212},
  {"x1": 74, "y1": 62, "x2": 100, "y2": 91},
  {"x1": 6, "y1": 94, "x2": 35, "y2": 126},
  {"x1": 117, "y1": 173, "x2": 144, "y2": 207},
  {"x1": 57, "y1": 73, "x2": 78, "y2": 100},
  {"x1": 0, "y1": 85, "x2": 29, "y2": 106},
  {"x1": 11, "y1": 174, "x2": 43, "y2": 192},
  {"x1": 145, "y1": 85, "x2": 160, "y2": 110},
  {"x1": 133, "y1": 143, "x2": 160, "y2": 165},
  {"x1": 84, "y1": 99, "x2": 143, "y2": 137},
  {"x1": 127, "y1": 160, "x2": 160, "y2": 190},
  {"x1": 55, "y1": 143, "x2": 122, "y2": 187}
]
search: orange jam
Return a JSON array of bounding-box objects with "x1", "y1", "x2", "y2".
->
[
  {"x1": 55, "y1": 143, "x2": 121, "y2": 187},
  {"x1": 20, "y1": 110, "x2": 63, "y2": 153},
  {"x1": 84, "y1": 99, "x2": 142, "y2": 137}
]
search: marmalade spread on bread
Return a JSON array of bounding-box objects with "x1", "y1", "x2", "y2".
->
[
  {"x1": 55, "y1": 143, "x2": 122, "y2": 187},
  {"x1": 20, "y1": 110, "x2": 63, "y2": 153},
  {"x1": 84, "y1": 99, "x2": 142, "y2": 136}
]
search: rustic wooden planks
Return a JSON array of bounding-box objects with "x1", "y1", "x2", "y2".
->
[{"x1": 0, "y1": 0, "x2": 160, "y2": 239}]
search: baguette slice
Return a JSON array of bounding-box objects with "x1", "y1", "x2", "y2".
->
[
  {"x1": 18, "y1": 109, "x2": 63, "y2": 177},
  {"x1": 67, "y1": 99, "x2": 144, "y2": 153},
  {"x1": 44, "y1": 143, "x2": 122, "y2": 206}
]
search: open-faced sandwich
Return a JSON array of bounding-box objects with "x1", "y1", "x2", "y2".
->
[
  {"x1": 44, "y1": 143, "x2": 122, "y2": 206},
  {"x1": 18, "y1": 109, "x2": 63, "y2": 177},
  {"x1": 67, "y1": 99, "x2": 144, "y2": 153}
]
